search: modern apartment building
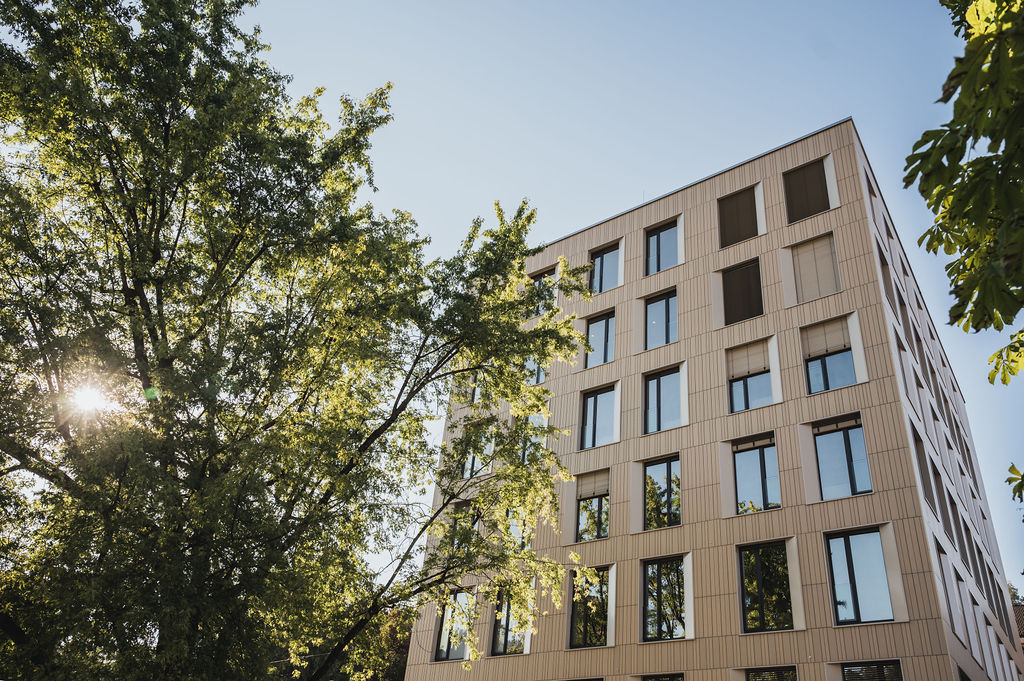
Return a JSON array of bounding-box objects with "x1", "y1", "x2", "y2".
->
[{"x1": 403, "y1": 119, "x2": 1023, "y2": 681}]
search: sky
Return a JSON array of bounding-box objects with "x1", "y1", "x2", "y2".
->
[{"x1": 239, "y1": 1, "x2": 1024, "y2": 582}]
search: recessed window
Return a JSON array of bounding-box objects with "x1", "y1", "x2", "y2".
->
[
  {"x1": 644, "y1": 367, "x2": 682, "y2": 434},
  {"x1": 530, "y1": 267, "x2": 556, "y2": 317},
  {"x1": 826, "y1": 529, "x2": 894, "y2": 624},
  {"x1": 462, "y1": 438, "x2": 491, "y2": 479},
  {"x1": 734, "y1": 434, "x2": 780, "y2": 514},
  {"x1": 792, "y1": 233, "x2": 840, "y2": 303},
  {"x1": 646, "y1": 220, "x2": 679, "y2": 275},
  {"x1": 569, "y1": 566, "x2": 609, "y2": 648},
  {"x1": 747, "y1": 668, "x2": 797, "y2": 681},
  {"x1": 580, "y1": 386, "x2": 616, "y2": 449},
  {"x1": 643, "y1": 556, "x2": 687, "y2": 641},
  {"x1": 645, "y1": 291, "x2": 678, "y2": 350},
  {"x1": 590, "y1": 244, "x2": 619, "y2": 294},
  {"x1": 576, "y1": 469, "x2": 610, "y2": 542},
  {"x1": 435, "y1": 591, "x2": 473, "y2": 661},
  {"x1": 784, "y1": 158, "x2": 830, "y2": 223},
  {"x1": 520, "y1": 411, "x2": 546, "y2": 463},
  {"x1": 722, "y1": 259, "x2": 764, "y2": 325},
  {"x1": 719, "y1": 185, "x2": 759, "y2": 248},
  {"x1": 740, "y1": 541, "x2": 793, "y2": 632},
  {"x1": 840, "y1": 661, "x2": 902, "y2": 681},
  {"x1": 586, "y1": 312, "x2": 615, "y2": 367},
  {"x1": 814, "y1": 415, "x2": 871, "y2": 500},
  {"x1": 802, "y1": 317, "x2": 856, "y2": 394},
  {"x1": 491, "y1": 597, "x2": 526, "y2": 655},
  {"x1": 728, "y1": 339, "x2": 772, "y2": 412},
  {"x1": 644, "y1": 456, "x2": 680, "y2": 530},
  {"x1": 525, "y1": 356, "x2": 545, "y2": 385}
]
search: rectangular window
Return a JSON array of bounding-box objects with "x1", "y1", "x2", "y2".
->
[
  {"x1": 491, "y1": 597, "x2": 525, "y2": 655},
  {"x1": 747, "y1": 669, "x2": 797, "y2": 681},
  {"x1": 740, "y1": 541, "x2": 794, "y2": 632},
  {"x1": 719, "y1": 185, "x2": 758, "y2": 248},
  {"x1": 580, "y1": 386, "x2": 616, "y2": 449},
  {"x1": 784, "y1": 158, "x2": 830, "y2": 223},
  {"x1": 734, "y1": 434, "x2": 780, "y2": 514},
  {"x1": 530, "y1": 267, "x2": 555, "y2": 317},
  {"x1": 435, "y1": 591, "x2": 473, "y2": 661},
  {"x1": 520, "y1": 411, "x2": 546, "y2": 463},
  {"x1": 814, "y1": 416, "x2": 871, "y2": 500},
  {"x1": 826, "y1": 529, "x2": 894, "y2": 624},
  {"x1": 792, "y1": 233, "x2": 840, "y2": 302},
  {"x1": 912, "y1": 428, "x2": 936, "y2": 512},
  {"x1": 645, "y1": 676, "x2": 685, "y2": 681},
  {"x1": 728, "y1": 340, "x2": 772, "y2": 412},
  {"x1": 576, "y1": 469, "x2": 610, "y2": 542},
  {"x1": 462, "y1": 441, "x2": 490, "y2": 479},
  {"x1": 644, "y1": 456, "x2": 681, "y2": 530},
  {"x1": 643, "y1": 556, "x2": 687, "y2": 641},
  {"x1": 586, "y1": 312, "x2": 615, "y2": 367},
  {"x1": 569, "y1": 566, "x2": 609, "y2": 648},
  {"x1": 802, "y1": 317, "x2": 856, "y2": 394},
  {"x1": 723, "y1": 259, "x2": 764, "y2": 325},
  {"x1": 590, "y1": 244, "x2": 619, "y2": 294},
  {"x1": 646, "y1": 221, "x2": 679, "y2": 274},
  {"x1": 645, "y1": 367, "x2": 682, "y2": 434},
  {"x1": 525, "y1": 356, "x2": 545, "y2": 385},
  {"x1": 645, "y1": 291, "x2": 678, "y2": 349},
  {"x1": 840, "y1": 661, "x2": 902, "y2": 681}
]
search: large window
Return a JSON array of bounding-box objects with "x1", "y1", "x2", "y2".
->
[
  {"x1": 734, "y1": 435, "x2": 780, "y2": 514},
  {"x1": 435, "y1": 591, "x2": 473, "y2": 661},
  {"x1": 525, "y1": 356, "x2": 545, "y2": 385},
  {"x1": 792, "y1": 233, "x2": 840, "y2": 303},
  {"x1": 722, "y1": 259, "x2": 764, "y2": 325},
  {"x1": 746, "y1": 669, "x2": 797, "y2": 681},
  {"x1": 643, "y1": 556, "x2": 687, "y2": 641},
  {"x1": 590, "y1": 244, "x2": 619, "y2": 294},
  {"x1": 462, "y1": 438, "x2": 491, "y2": 479},
  {"x1": 644, "y1": 456, "x2": 681, "y2": 530},
  {"x1": 814, "y1": 416, "x2": 871, "y2": 500},
  {"x1": 727, "y1": 339, "x2": 772, "y2": 413},
  {"x1": 491, "y1": 597, "x2": 526, "y2": 656},
  {"x1": 739, "y1": 541, "x2": 793, "y2": 632},
  {"x1": 645, "y1": 291, "x2": 678, "y2": 349},
  {"x1": 719, "y1": 185, "x2": 759, "y2": 248},
  {"x1": 580, "y1": 386, "x2": 616, "y2": 449},
  {"x1": 646, "y1": 221, "x2": 679, "y2": 275},
  {"x1": 586, "y1": 312, "x2": 615, "y2": 367},
  {"x1": 802, "y1": 317, "x2": 855, "y2": 394},
  {"x1": 645, "y1": 367, "x2": 682, "y2": 434},
  {"x1": 530, "y1": 267, "x2": 556, "y2": 317},
  {"x1": 784, "y1": 158, "x2": 830, "y2": 224},
  {"x1": 576, "y1": 469, "x2": 610, "y2": 542},
  {"x1": 840, "y1": 661, "x2": 902, "y2": 681},
  {"x1": 569, "y1": 566, "x2": 609, "y2": 648},
  {"x1": 826, "y1": 529, "x2": 893, "y2": 624}
]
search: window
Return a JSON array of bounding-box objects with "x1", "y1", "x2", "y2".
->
[
  {"x1": 576, "y1": 469, "x2": 610, "y2": 542},
  {"x1": 814, "y1": 416, "x2": 871, "y2": 500},
  {"x1": 569, "y1": 566, "x2": 609, "y2": 648},
  {"x1": 646, "y1": 221, "x2": 678, "y2": 274},
  {"x1": 643, "y1": 556, "x2": 687, "y2": 641},
  {"x1": 719, "y1": 185, "x2": 759, "y2": 248},
  {"x1": 520, "y1": 411, "x2": 546, "y2": 463},
  {"x1": 840, "y1": 661, "x2": 902, "y2": 681},
  {"x1": 911, "y1": 428, "x2": 935, "y2": 512},
  {"x1": 644, "y1": 456, "x2": 680, "y2": 530},
  {"x1": 792, "y1": 233, "x2": 840, "y2": 302},
  {"x1": 826, "y1": 529, "x2": 894, "y2": 624},
  {"x1": 722, "y1": 259, "x2": 764, "y2": 325},
  {"x1": 580, "y1": 386, "x2": 616, "y2": 449},
  {"x1": 450, "y1": 501, "x2": 476, "y2": 550},
  {"x1": 530, "y1": 267, "x2": 556, "y2": 317},
  {"x1": 734, "y1": 435, "x2": 780, "y2": 514},
  {"x1": 435, "y1": 591, "x2": 473, "y2": 661},
  {"x1": 645, "y1": 291, "x2": 678, "y2": 349},
  {"x1": 644, "y1": 676, "x2": 685, "y2": 681},
  {"x1": 784, "y1": 158, "x2": 830, "y2": 223},
  {"x1": 802, "y1": 317, "x2": 856, "y2": 394},
  {"x1": 740, "y1": 541, "x2": 793, "y2": 632},
  {"x1": 586, "y1": 312, "x2": 615, "y2": 367},
  {"x1": 590, "y1": 244, "x2": 619, "y2": 294},
  {"x1": 728, "y1": 340, "x2": 772, "y2": 412},
  {"x1": 491, "y1": 597, "x2": 526, "y2": 655},
  {"x1": 525, "y1": 356, "x2": 545, "y2": 385},
  {"x1": 462, "y1": 440, "x2": 490, "y2": 479},
  {"x1": 644, "y1": 367, "x2": 681, "y2": 434},
  {"x1": 747, "y1": 669, "x2": 797, "y2": 681}
]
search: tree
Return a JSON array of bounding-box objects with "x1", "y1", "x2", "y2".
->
[
  {"x1": 1008, "y1": 581, "x2": 1024, "y2": 606},
  {"x1": 0, "y1": 1, "x2": 587, "y2": 679}
]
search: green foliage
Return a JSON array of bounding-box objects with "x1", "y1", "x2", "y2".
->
[
  {"x1": 1008, "y1": 463, "x2": 1024, "y2": 502},
  {"x1": 0, "y1": 1, "x2": 587, "y2": 680},
  {"x1": 904, "y1": 0, "x2": 1024, "y2": 385}
]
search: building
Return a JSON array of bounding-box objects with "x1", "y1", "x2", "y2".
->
[{"x1": 403, "y1": 119, "x2": 1024, "y2": 681}]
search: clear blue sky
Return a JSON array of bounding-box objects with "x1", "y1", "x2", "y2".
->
[{"x1": 241, "y1": 1, "x2": 1024, "y2": 582}]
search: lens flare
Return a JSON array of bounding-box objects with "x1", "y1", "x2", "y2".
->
[{"x1": 71, "y1": 386, "x2": 110, "y2": 413}]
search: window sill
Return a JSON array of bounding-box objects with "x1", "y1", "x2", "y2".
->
[
  {"x1": 578, "y1": 440, "x2": 620, "y2": 453},
  {"x1": 568, "y1": 536, "x2": 610, "y2": 547},
  {"x1": 640, "y1": 339, "x2": 679, "y2": 354},
  {"x1": 738, "y1": 627, "x2": 799, "y2": 636},
  {"x1": 640, "y1": 423, "x2": 687, "y2": 438},
  {"x1": 807, "y1": 490, "x2": 876, "y2": 505},
  {"x1": 787, "y1": 287, "x2": 844, "y2": 308},
  {"x1": 644, "y1": 261, "x2": 686, "y2": 278},
  {"x1": 786, "y1": 204, "x2": 840, "y2": 227},
  {"x1": 728, "y1": 401, "x2": 776, "y2": 416},
  {"x1": 731, "y1": 505, "x2": 785, "y2": 518},
  {"x1": 634, "y1": 522, "x2": 682, "y2": 535},
  {"x1": 638, "y1": 636, "x2": 689, "y2": 645},
  {"x1": 566, "y1": 644, "x2": 613, "y2": 651},
  {"x1": 832, "y1": 618, "x2": 897, "y2": 628},
  {"x1": 722, "y1": 312, "x2": 766, "y2": 328},
  {"x1": 719, "y1": 231, "x2": 765, "y2": 251},
  {"x1": 430, "y1": 658, "x2": 469, "y2": 664},
  {"x1": 589, "y1": 284, "x2": 623, "y2": 298}
]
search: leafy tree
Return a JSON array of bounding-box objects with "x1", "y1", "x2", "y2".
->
[
  {"x1": 1008, "y1": 581, "x2": 1024, "y2": 605},
  {"x1": 0, "y1": 1, "x2": 587, "y2": 680}
]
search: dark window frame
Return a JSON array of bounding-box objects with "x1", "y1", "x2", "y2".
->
[
  {"x1": 590, "y1": 244, "x2": 619, "y2": 294},
  {"x1": 580, "y1": 385, "x2": 616, "y2": 450},
  {"x1": 839, "y1": 660, "x2": 903, "y2": 681},
  {"x1": 734, "y1": 439, "x2": 780, "y2": 514},
  {"x1": 643, "y1": 456, "x2": 681, "y2": 530},
  {"x1": 739, "y1": 541, "x2": 794, "y2": 633},
  {"x1": 569, "y1": 566, "x2": 610, "y2": 648},
  {"x1": 575, "y1": 493, "x2": 609, "y2": 542},
  {"x1": 805, "y1": 348, "x2": 855, "y2": 394},
  {"x1": 642, "y1": 555, "x2": 687, "y2": 641},
  {"x1": 586, "y1": 312, "x2": 615, "y2": 368},
  {"x1": 434, "y1": 592, "x2": 470, "y2": 661},
  {"x1": 490, "y1": 597, "x2": 525, "y2": 656},
  {"x1": 825, "y1": 528, "x2": 894, "y2": 625},
  {"x1": 646, "y1": 221, "x2": 679, "y2": 275},
  {"x1": 645, "y1": 290, "x2": 677, "y2": 350},
  {"x1": 525, "y1": 356, "x2": 545, "y2": 385},
  {"x1": 644, "y1": 367, "x2": 681, "y2": 434},
  {"x1": 529, "y1": 267, "x2": 556, "y2": 317},
  {"x1": 718, "y1": 185, "x2": 759, "y2": 249},
  {"x1": 729, "y1": 370, "x2": 772, "y2": 413},
  {"x1": 722, "y1": 259, "x2": 764, "y2": 325},
  {"x1": 745, "y1": 668, "x2": 797, "y2": 681},
  {"x1": 783, "y1": 157, "x2": 831, "y2": 224},
  {"x1": 814, "y1": 418, "x2": 871, "y2": 500}
]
